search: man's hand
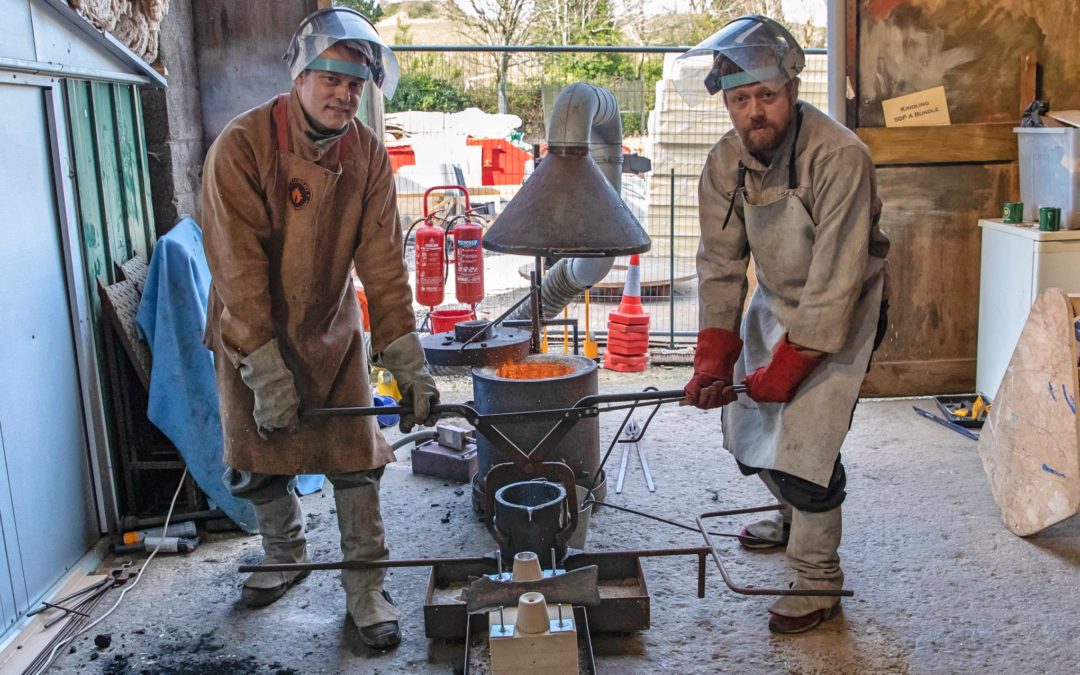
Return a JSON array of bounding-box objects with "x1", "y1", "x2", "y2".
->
[
  {"x1": 399, "y1": 376, "x2": 440, "y2": 434},
  {"x1": 744, "y1": 335, "x2": 823, "y2": 404},
  {"x1": 238, "y1": 339, "x2": 300, "y2": 440},
  {"x1": 684, "y1": 327, "x2": 743, "y2": 409},
  {"x1": 377, "y1": 332, "x2": 442, "y2": 433}
]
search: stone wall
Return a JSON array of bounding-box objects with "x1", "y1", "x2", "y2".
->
[{"x1": 139, "y1": 0, "x2": 203, "y2": 233}]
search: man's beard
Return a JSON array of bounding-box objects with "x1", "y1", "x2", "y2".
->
[{"x1": 741, "y1": 119, "x2": 789, "y2": 155}]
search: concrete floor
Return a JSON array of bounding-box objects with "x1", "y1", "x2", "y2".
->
[{"x1": 49, "y1": 366, "x2": 1080, "y2": 674}]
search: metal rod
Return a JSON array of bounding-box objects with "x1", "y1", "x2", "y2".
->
[
  {"x1": 239, "y1": 554, "x2": 493, "y2": 574},
  {"x1": 505, "y1": 318, "x2": 579, "y2": 354},
  {"x1": 697, "y1": 511, "x2": 854, "y2": 597},
  {"x1": 242, "y1": 547, "x2": 714, "y2": 575},
  {"x1": 535, "y1": 257, "x2": 544, "y2": 350},
  {"x1": 530, "y1": 269, "x2": 541, "y2": 353},
  {"x1": 615, "y1": 439, "x2": 630, "y2": 494},
  {"x1": 455, "y1": 291, "x2": 532, "y2": 351},
  {"x1": 38, "y1": 602, "x2": 90, "y2": 618},
  {"x1": 573, "y1": 546, "x2": 712, "y2": 560},
  {"x1": 591, "y1": 386, "x2": 677, "y2": 494},
  {"x1": 497, "y1": 550, "x2": 503, "y2": 580},
  {"x1": 595, "y1": 329, "x2": 698, "y2": 338},
  {"x1": 304, "y1": 388, "x2": 696, "y2": 423},
  {"x1": 638, "y1": 441, "x2": 656, "y2": 493},
  {"x1": 550, "y1": 548, "x2": 557, "y2": 574},
  {"x1": 584, "y1": 499, "x2": 740, "y2": 538},
  {"x1": 26, "y1": 578, "x2": 111, "y2": 616},
  {"x1": 120, "y1": 509, "x2": 224, "y2": 529},
  {"x1": 669, "y1": 167, "x2": 676, "y2": 349},
  {"x1": 391, "y1": 44, "x2": 827, "y2": 55},
  {"x1": 698, "y1": 552, "x2": 707, "y2": 599}
]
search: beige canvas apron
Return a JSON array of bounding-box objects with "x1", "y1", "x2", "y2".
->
[{"x1": 721, "y1": 116, "x2": 884, "y2": 487}]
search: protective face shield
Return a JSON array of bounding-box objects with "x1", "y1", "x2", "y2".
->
[
  {"x1": 283, "y1": 8, "x2": 400, "y2": 99},
  {"x1": 672, "y1": 15, "x2": 805, "y2": 107}
]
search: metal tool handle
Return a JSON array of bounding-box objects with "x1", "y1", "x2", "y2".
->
[
  {"x1": 303, "y1": 388, "x2": 698, "y2": 421},
  {"x1": 423, "y1": 184, "x2": 470, "y2": 218}
]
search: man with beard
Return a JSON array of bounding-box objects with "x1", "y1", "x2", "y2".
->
[
  {"x1": 677, "y1": 16, "x2": 890, "y2": 633},
  {"x1": 201, "y1": 8, "x2": 439, "y2": 649}
]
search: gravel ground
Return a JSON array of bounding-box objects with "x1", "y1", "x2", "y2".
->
[{"x1": 45, "y1": 366, "x2": 1080, "y2": 674}]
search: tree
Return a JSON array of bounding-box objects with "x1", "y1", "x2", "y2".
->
[
  {"x1": 646, "y1": 0, "x2": 810, "y2": 49},
  {"x1": 333, "y1": 0, "x2": 384, "y2": 23},
  {"x1": 532, "y1": 0, "x2": 620, "y2": 47},
  {"x1": 448, "y1": 0, "x2": 536, "y2": 113}
]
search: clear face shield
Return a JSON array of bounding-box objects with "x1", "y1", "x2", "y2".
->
[
  {"x1": 672, "y1": 15, "x2": 805, "y2": 107},
  {"x1": 283, "y1": 8, "x2": 400, "y2": 100}
]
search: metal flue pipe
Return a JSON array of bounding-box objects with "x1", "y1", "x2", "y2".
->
[{"x1": 510, "y1": 83, "x2": 626, "y2": 320}]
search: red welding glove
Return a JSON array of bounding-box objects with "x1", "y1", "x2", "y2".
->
[
  {"x1": 684, "y1": 328, "x2": 743, "y2": 410},
  {"x1": 744, "y1": 335, "x2": 823, "y2": 404}
]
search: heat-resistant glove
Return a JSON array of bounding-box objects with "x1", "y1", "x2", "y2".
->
[
  {"x1": 684, "y1": 327, "x2": 744, "y2": 410},
  {"x1": 744, "y1": 335, "x2": 823, "y2": 403},
  {"x1": 238, "y1": 338, "x2": 300, "y2": 440},
  {"x1": 377, "y1": 332, "x2": 440, "y2": 433}
]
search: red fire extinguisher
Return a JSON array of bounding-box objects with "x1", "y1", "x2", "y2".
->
[
  {"x1": 419, "y1": 185, "x2": 485, "y2": 308},
  {"x1": 449, "y1": 210, "x2": 484, "y2": 307},
  {"x1": 414, "y1": 187, "x2": 447, "y2": 308}
]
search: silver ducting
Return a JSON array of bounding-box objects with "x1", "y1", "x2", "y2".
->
[{"x1": 498, "y1": 83, "x2": 645, "y2": 320}]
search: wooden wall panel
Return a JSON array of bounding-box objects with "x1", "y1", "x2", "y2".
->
[
  {"x1": 856, "y1": 123, "x2": 1017, "y2": 166},
  {"x1": 862, "y1": 162, "x2": 1017, "y2": 396},
  {"x1": 857, "y1": 0, "x2": 1080, "y2": 126}
]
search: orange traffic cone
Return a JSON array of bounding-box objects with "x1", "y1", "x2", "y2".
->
[{"x1": 604, "y1": 255, "x2": 649, "y2": 372}]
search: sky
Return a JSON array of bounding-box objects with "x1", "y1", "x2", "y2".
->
[{"x1": 781, "y1": 0, "x2": 828, "y2": 25}]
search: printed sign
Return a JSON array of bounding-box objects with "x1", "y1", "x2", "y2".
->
[{"x1": 882, "y1": 86, "x2": 951, "y2": 127}]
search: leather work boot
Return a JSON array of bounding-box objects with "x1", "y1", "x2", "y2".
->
[
  {"x1": 737, "y1": 513, "x2": 791, "y2": 550},
  {"x1": 767, "y1": 505, "x2": 843, "y2": 634},
  {"x1": 739, "y1": 471, "x2": 793, "y2": 550},
  {"x1": 335, "y1": 483, "x2": 401, "y2": 650},
  {"x1": 242, "y1": 492, "x2": 311, "y2": 607}
]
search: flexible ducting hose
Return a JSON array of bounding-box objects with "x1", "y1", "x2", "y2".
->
[{"x1": 509, "y1": 83, "x2": 625, "y2": 320}]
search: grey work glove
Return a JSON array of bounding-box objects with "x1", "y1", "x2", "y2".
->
[
  {"x1": 238, "y1": 338, "x2": 300, "y2": 440},
  {"x1": 377, "y1": 332, "x2": 440, "y2": 433}
]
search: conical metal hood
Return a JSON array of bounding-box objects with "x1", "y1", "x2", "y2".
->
[{"x1": 483, "y1": 151, "x2": 651, "y2": 257}]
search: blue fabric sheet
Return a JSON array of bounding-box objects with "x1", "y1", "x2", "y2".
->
[{"x1": 135, "y1": 218, "x2": 326, "y2": 533}]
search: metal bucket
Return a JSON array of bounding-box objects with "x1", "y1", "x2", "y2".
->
[
  {"x1": 471, "y1": 354, "x2": 604, "y2": 513},
  {"x1": 493, "y1": 479, "x2": 569, "y2": 563}
]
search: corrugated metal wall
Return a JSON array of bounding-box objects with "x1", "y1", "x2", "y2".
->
[{"x1": 64, "y1": 79, "x2": 156, "y2": 340}]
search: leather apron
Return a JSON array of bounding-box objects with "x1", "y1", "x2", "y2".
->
[
  {"x1": 721, "y1": 113, "x2": 884, "y2": 487},
  {"x1": 213, "y1": 94, "x2": 395, "y2": 475}
]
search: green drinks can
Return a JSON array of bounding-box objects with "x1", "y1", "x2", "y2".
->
[
  {"x1": 1002, "y1": 202, "x2": 1024, "y2": 223},
  {"x1": 1039, "y1": 206, "x2": 1061, "y2": 232}
]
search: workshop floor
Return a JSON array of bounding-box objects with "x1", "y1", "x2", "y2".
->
[{"x1": 48, "y1": 366, "x2": 1080, "y2": 674}]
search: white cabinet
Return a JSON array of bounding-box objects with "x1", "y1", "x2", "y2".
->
[{"x1": 977, "y1": 219, "x2": 1080, "y2": 398}]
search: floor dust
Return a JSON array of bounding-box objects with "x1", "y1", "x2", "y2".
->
[{"x1": 46, "y1": 367, "x2": 1080, "y2": 674}]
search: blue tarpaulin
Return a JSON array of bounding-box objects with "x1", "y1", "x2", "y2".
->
[{"x1": 135, "y1": 218, "x2": 329, "y2": 532}]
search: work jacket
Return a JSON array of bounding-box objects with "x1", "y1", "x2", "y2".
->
[
  {"x1": 698, "y1": 101, "x2": 890, "y2": 486},
  {"x1": 202, "y1": 90, "x2": 414, "y2": 475}
]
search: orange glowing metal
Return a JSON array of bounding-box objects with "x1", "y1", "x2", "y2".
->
[{"x1": 496, "y1": 362, "x2": 574, "y2": 380}]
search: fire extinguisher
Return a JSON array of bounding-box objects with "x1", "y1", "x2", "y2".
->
[
  {"x1": 419, "y1": 185, "x2": 486, "y2": 307},
  {"x1": 414, "y1": 187, "x2": 448, "y2": 308},
  {"x1": 448, "y1": 208, "x2": 484, "y2": 307}
]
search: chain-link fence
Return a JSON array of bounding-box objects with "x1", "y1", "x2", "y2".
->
[{"x1": 388, "y1": 45, "x2": 827, "y2": 356}]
